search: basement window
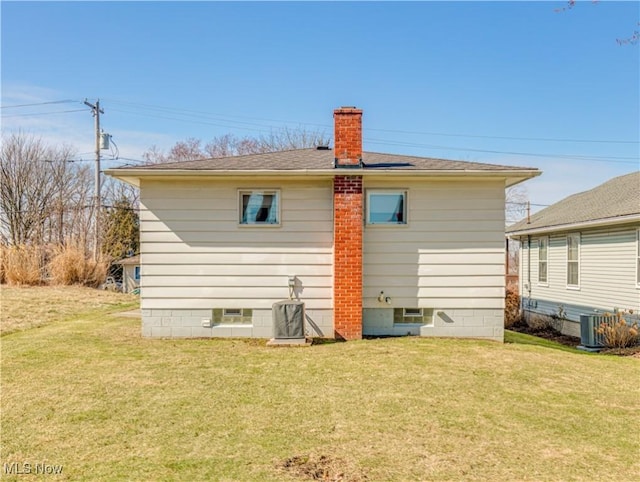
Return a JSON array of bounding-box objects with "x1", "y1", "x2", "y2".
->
[
  {"x1": 366, "y1": 190, "x2": 407, "y2": 225},
  {"x1": 213, "y1": 309, "x2": 253, "y2": 325},
  {"x1": 239, "y1": 190, "x2": 280, "y2": 225},
  {"x1": 394, "y1": 308, "x2": 434, "y2": 325}
]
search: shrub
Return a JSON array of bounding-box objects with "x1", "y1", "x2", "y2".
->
[
  {"x1": 504, "y1": 288, "x2": 521, "y2": 328},
  {"x1": 596, "y1": 310, "x2": 639, "y2": 349},
  {"x1": 0, "y1": 244, "x2": 45, "y2": 285},
  {"x1": 527, "y1": 313, "x2": 554, "y2": 333},
  {"x1": 47, "y1": 241, "x2": 108, "y2": 288}
]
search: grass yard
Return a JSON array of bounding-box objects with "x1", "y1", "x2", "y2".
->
[
  {"x1": 1, "y1": 287, "x2": 639, "y2": 481},
  {"x1": 0, "y1": 285, "x2": 138, "y2": 335}
]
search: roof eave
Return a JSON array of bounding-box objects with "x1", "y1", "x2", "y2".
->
[
  {"x1": 507, "y1": 213, "x2": 640, "y2": 237},
  {"x1": 105, "y1": 168, "x2": 541, "y2": 186}
]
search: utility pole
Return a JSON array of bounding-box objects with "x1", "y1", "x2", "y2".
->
[{"x1": 84, "y1": 99, "x2": 104, "y2": 259}]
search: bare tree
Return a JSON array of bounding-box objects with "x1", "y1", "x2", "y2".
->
[
  {"x1": 505, "y1": 184, "x2": 529, "y2": 226},
  {"x1": 0, "y1": 132, "x2": 96, "y2": 247},
  {"x1": 143, "y1": 127, "x2": 330, "y2": 164},
  {"x1": 0, "y1": 133, "x2": 79, "y2": 245}
]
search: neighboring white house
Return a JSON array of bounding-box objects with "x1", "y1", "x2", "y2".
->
[
  {"x1": 106, "y1": 107, "x2": 540, "y2": 341},
  {"x1": 507, "y1": 171, "x2": 640, "y2": 337},
  {"x1": 115, "y1": 255, "x2": 140, "y2": 293}
]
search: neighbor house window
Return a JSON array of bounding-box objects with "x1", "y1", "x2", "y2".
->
[
  {"x1": 567, "y1": 233, "x2": 580, "y2": 288},
  {"x1": 636, "y1": 229, "x2": 640, "y2": 287},
  {"x1": 367, "y1": 190, "x2": 407, "y2": 225},
  {"x1": 239, "y1": 190, "x2": 280, "y2": 225},
  {"x1": 538, "y1": 237, "x2": 548, "y2": 284},
  {"x1": 134, "y1": 266, "x2": 140, "y2": 281}
]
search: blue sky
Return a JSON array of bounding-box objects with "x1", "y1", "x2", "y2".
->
[{"x1": 2, "y1": 1, "x2": 638, "y2": 212}]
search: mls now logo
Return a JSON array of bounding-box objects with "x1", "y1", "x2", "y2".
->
[{"x1": 3, "y1": 462, "x2": 63, "y2": 475}]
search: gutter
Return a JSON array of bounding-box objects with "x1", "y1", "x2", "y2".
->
[
  {"x1": 507, "y1": 213, "x2": 640, "y2": 237},
  {"x1": 105, "y1": 168, "x2": 541, "y2": 187}
]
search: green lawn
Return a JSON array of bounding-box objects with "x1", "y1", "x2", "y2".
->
[{"x1": 1, "y1": 287, "x2": 639, "y2": 481}]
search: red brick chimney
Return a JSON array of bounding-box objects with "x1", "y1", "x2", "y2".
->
[
  {"x1": 333, "y1": 107, "x2": 363, "y2": 340},
  {"x1": 334, "y1": 107, "x2": 363, "y2": 168}
]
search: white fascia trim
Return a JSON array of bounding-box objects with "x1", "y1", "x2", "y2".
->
[
  {"x1": 105, "y1": 168, "x2": 540, "y2": 183},
  {"x1": 507, "y1": 213, "x2": 640, "y2": 237}
]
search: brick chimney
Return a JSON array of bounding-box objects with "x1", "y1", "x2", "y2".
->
[
  {"x1": 333, "y1": 107, "x2": 363, "y2": 168},
  {"x1": 332, "y1": 107, "x2": 363, "y2": 340}
]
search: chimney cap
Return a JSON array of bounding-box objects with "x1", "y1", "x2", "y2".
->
[{"x1": 334, "y1": 106, "x2": 362, "y2": 113}]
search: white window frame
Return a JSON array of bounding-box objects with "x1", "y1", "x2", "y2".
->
[
  {"x1": 636, "y1": 228, "x2": 640, "y2": 288},
  {"x1": 566, "y1": 233, "x2": 580, "y2": 289},
  {"x1": 366, "y1": 189, "x2": 408, "y2": 225},
  {"x1": 238, "y1": 189, "x2": 281, "y2": 226},
  {"x1": 538, "y1": 236, "x2": 549, "y2": 285}
]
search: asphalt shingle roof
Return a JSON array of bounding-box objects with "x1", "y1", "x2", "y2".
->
[
  {"x1": 117, "y1": 148, "x2": 536, "y2": 172},
  {"x1": 507, "y1": 171, "x2": 640, "y2": 233}
]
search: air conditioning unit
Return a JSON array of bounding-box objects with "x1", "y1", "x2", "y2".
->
[
  {"x1": 578, "y1": 314, "x2": 605, "y2": 351},
  {"x1": 272, "y1": 300, "x2": 305, "y2": 340}
]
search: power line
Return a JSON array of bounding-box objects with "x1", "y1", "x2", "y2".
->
[
  {"x1": 366, "y1": 127, "x2": 639, "y2": 145},
  {"x1": 104, "y1": 98, "x2": 639, "y2": 145},
  {"x1": 1, "y1": 109, "x2": 86, "y2": 118},
  {"x1": 365, "y1": 138, "x2": 640, "y2": 164},
  {"x1": 0, "y1": 100, "x2": 77, "y2": 109}
]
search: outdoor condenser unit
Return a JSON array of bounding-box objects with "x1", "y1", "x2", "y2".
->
[
  {"x1": 272, "y1": 300, "x2": 305, "y2": 339},
  {"x1": 579, "y1": 314, "x2": 605, "y2": 351}
]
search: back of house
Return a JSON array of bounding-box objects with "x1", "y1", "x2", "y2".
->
[{"x1": 107, "y1": 106, "x2": 540, "y2": 341}]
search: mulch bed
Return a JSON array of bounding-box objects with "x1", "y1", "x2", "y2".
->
[{"x1": 509, "y1": 320, "x2": 640, "y2": 357}]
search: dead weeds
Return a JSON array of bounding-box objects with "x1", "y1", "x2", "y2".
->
[{"x1": 277, "y1": 454, "x2": 368, "y2": 481}]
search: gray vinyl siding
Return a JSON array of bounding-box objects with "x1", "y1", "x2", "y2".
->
[
  {"x1": 519, "y1": 224, "x2": 640, "y2": 321},
  {"x1": 139, "y1": 179, "x2": 333, "y2": 312}
]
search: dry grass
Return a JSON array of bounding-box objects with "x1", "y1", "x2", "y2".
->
[
  {"x1": 0, "y1": 285, "x2": 138, "y2": 335},
  {"x1": 47, "y1": 241, "x2": 108, "y2": 287},
  {"x1": 596, "y1": 311, "x2": 640, "y2": 349},
  {"x1": 0, "y1": 244, "x2": 45, "y2": 285},
  {"x1": 1, "y1": 287, "x2": 639, "y2": 481}
]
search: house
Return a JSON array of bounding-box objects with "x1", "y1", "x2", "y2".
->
[
  {"x1": 106, "y1": 107, "x2": 539, "y2": 341},
  {"x1": 506, "y1": 171, "x2": 640, "y2": 337},
  {"x1": 115, "y1": 255, "x2": 140, "y2": 293}
]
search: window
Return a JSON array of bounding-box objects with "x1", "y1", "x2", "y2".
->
[
  {"x1": 239, "y1": 190, "x2": 279, "y2": 225},
  {"x1": 538, "y1": 237, "x2": 548, "y2": 284},
  {"x1": 567, "y1": 233, "x2": 580, "y2": 288},
  {"x1": 213, "y1": 308, "x2": 253, "y2": 325},
  {"x1": 367, "y1": 190, "x2": 407, "y2": 225},
  {"x1": 394, "y1": 308, "x2": 434, "y2": 325},
  {"x1": 134, "y1": 266, "x2": 140, "y2": 281}
]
